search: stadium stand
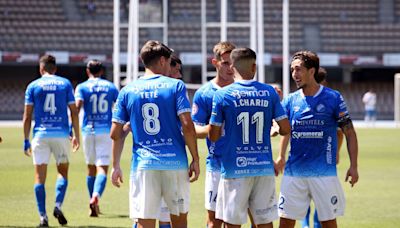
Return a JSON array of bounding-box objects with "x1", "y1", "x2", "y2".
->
[{"x1": 0, "y1": 0, "x2": 398, "y2": 120}]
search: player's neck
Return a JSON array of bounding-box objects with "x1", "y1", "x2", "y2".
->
[
  {"x1": 144, "y1": 67, "x2": 165, "y2": 77},
  {"x1": 302, "y1": 83, "x2": 321, "y2": 96},
  {"x1": 214, "y1": 76, "x2": 233, "y2": 88}
]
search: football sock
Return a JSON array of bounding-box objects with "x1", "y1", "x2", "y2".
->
[
  {"x1": 34, "y1": 184, "x2": 46, "y2": 216},
  {"x1": 87, "y1": 176, "x2": 95, "y2": 198},
  {"x1": 302, "y1": 206, "x2": 311, "y2": 228},
  {"x1": 133, "y1": 223, "x2": 138, "y2": 228},
  {"x1": 55, "y1": 177, "x2": 68, "y2": 207},
  {"x1": 93, "y1": 174, "x2": 107, "y2": 197},
  {"x1": 159, "y1": 224, "x2": 171, "y2": 228}
]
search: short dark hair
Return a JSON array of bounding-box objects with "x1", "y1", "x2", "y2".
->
[
  {"x1": 170, "y1": 55, "x2": 182, "y2": 67},
  {"x1": 230, "y1": 47, "x2": 257, "y2": 64},
  {"x1": 315, "y1": 67, "x2": 327, "y2": 84},
  {"x1": 292, "y1": 51, "x2": 319, "y2": 79},
  {"x1": 86, "y1": 59, "x2": 103, "y2": 75},
  {"x1": 140, "y1": 40, "x2": 173, "y2": 67},
  {"x1": 39, "y1": 54, "x2": 56, "y2": 73}
]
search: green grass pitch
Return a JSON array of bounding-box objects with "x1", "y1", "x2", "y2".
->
[{"x1": 0, "y1": 127, "x2": 400, "y2": 227}]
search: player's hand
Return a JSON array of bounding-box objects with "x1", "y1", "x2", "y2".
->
[
  {"x1": 274, "y1": 156, "x2": 286, "y2": 176},
  {"x1": 111, "y1": 167, "x2": 123, "y2": 187},
  {"x1": 345, "y1": 166, "x2": 359, "y2": 187},
  {"x1": 188, "y1": 159, "x2": 200, "y2": 183},
  {"x1": 71, "y1": 136, "x2": 80, "y2": 152},
  {"x1": 23, "y1": 139, "x2": 32, "y2": 157}
]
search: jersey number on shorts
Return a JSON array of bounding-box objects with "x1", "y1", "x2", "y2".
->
[
  {"x1": 90, "y1": 93, "x2": 108, "y2": 114},
  {"x1": 237, "y1": 111, "x2": 264, "y2": 144},
  {"x1": 44, "y1": 93, "x2": 57, "y2": 115},
  {"x1": 142, "y1": 103, "x2": 161, "y2": 135}
]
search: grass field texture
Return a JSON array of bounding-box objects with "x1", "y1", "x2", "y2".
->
[{"x1": 0, "y1": 127, "x2": 400, "y2": 227}]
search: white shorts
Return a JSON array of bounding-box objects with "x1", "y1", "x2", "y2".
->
[
  {"x1": 216, "y1": 176, "x2": 278, "y2": 225},
  {"x1": 129, "y1": 170, "x2": 190, "y2": 220},
  {"x1": 278, "y1": 176, "x2": 345, "y2": 221},
  {"x1": 159, "y1": 199, "x2": 170, "y2": 222},
  {"x1": 31, "y1": 137, "x2": 70, "y2": 165},
  {"x1": 205, "y1": 170, "x2": 221, "y2": 211},
  {"x1": 82, "y1": 134, "x2": 111, "y2": 166}
]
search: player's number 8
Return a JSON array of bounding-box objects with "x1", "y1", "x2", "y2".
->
[{"x1": 142, "y1": 103, "x2": 161, "y2": 135}]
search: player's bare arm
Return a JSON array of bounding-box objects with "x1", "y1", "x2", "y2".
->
[
  {"x1": 339, "y1": 119, "x2": 359, "y2": 187},
  {"x1": 275, "y1": 134, "x2": 290, "y2": 175},
  {"x1": 110, "y1": 122, "x2": 125, "y2": 187},
  {"x1": 179, "y1": 112, "x2": 200, "y2": 182},
  {"x1": 22, "y1": 105, "x2": 33, "y2": 156},
  {"x1": 194, "y1": 124, "x2": 211, "y2": 139},
  {"x1": 68, "y1": 103, "x2": 80, "y2": 152},
  {"x1": 208, "y1": 125, "x2": 222, "y2": 142}
]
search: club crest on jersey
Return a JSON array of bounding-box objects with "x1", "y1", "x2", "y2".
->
[
  {"x1": 192, "y1": 103, "x2": 198, "y2": 115},
  {"x1": 331, "y1": 196, "x2": 338, "y2": 205},
  {"x1": 316, "y1": 104, "x2": 325, "y2": 112}
]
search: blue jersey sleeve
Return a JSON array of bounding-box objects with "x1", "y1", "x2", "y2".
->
[
  {"x1": 112, "y1": 89, "x2": 129, "y2": 124},
  {"x1": 281, "y1": 95, "x2": 291, "y2": 118},
  {"x1": 272, "y1": 90, "x2": 287, "y2": 121},
  {"x1": 175, "y1": 81, "x2": 191, "y2": 115},
  {"x1": 192, "y1": 90, "x2": 209, "y2": 126},
  {"x1": 210, "y1": 91, "x2": 224, "y2": 127},
  {"x1": 335, "y1": 92, "x2": 351, "y2": 124},
  {"x1": 25, "y1": 83, "x2": 34, "y2": 105},
  {"x1": 75, "y1": 84, "x2": 84, "y2": 101},
  {"x1": 66, "y1": 81, "x2": 75, "y2": 105}
]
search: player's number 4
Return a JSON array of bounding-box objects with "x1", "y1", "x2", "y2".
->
[{"x1": 44, "y1": 93, "x2": 57, "y2": 115}]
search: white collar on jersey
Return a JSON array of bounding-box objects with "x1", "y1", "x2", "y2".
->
[
  {"x1": 300, "y1": 85, "x2": 324, "y2": 98},
  {"x1": 210, "y1": 80, "x2": 222, "y2": 89},
  {"x1": 235, "y1": 79, "x2": 256, "y2": 84},
  {"x1": 42, "y1": 73, "x2": 55, "y2": 77}
]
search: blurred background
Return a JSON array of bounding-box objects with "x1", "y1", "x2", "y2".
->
[{"x1": 0, "y1": 0, "x2": 399, "y2": 121}]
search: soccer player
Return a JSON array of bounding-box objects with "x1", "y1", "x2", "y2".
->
[
  {"x1": 209, "y1": 47, "x2": 290, "y2": 228},
  {"x1": 23, "y1": 54, "x2": 80, "y2": 227},
  {"x1": 276, "y1": 51, "x2": 359, "y2": 228},
  {"x1": 191, "y1": 41, "x2": 235, "y2": 228},
  {"x1": 301, "y1": 67, "x2": 344, "y2": 228},
  {"x1": 75, "y1": 60, "x2": 119, "y2": 217},
  {"x1": 110, "y1": 40, "x2": 200, "y2": 228}
]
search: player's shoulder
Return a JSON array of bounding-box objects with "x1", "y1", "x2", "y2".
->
[
  {"x1": 321, "y1": 86, "x2": 342, "y2": 100},
  {"x1": 195, "y1": 81, "x2": 215, "y2": 95}
]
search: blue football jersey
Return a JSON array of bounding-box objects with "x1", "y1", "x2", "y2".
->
[
  {"x1": 24, "y1": 75, "x2": 75, "y2": 138},
  {"x1": 210, "y1": 80, "x2": 287, "y2": 178},
  {"x1": 75, "y1": 78, "x2": 119, "y2": 135},
  {"x1": 282, "y1": 86, "x2": 350, "y2": 177},
  {"x1": 192, "y1": 81, "x2": 223, "y2": 172},
  {"x1": 112, "y1": 75, "x2": 191, "y2": 171}
]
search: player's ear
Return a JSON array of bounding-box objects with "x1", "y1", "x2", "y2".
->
[{"x1": 211, "y1": 58, "x2": 218, "y2": 67}]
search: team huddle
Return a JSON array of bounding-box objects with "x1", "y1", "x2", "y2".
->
[{"x1": 23, "y1": 40, "x2": 359, "y2": 228}]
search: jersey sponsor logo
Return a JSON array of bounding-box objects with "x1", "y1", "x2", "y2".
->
[
  {"x1": 231, "y1": 89, "x2": 270, "y2": 99},
  {"x1": 292, "y1": 131, "x2": 324, "y2": 139},
  {"x1": 236, "y1": 157, "x2": 270, "y2": 167},
  {"x1": 294, "y1": 119, "x2": 325, "y2": 126}
]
